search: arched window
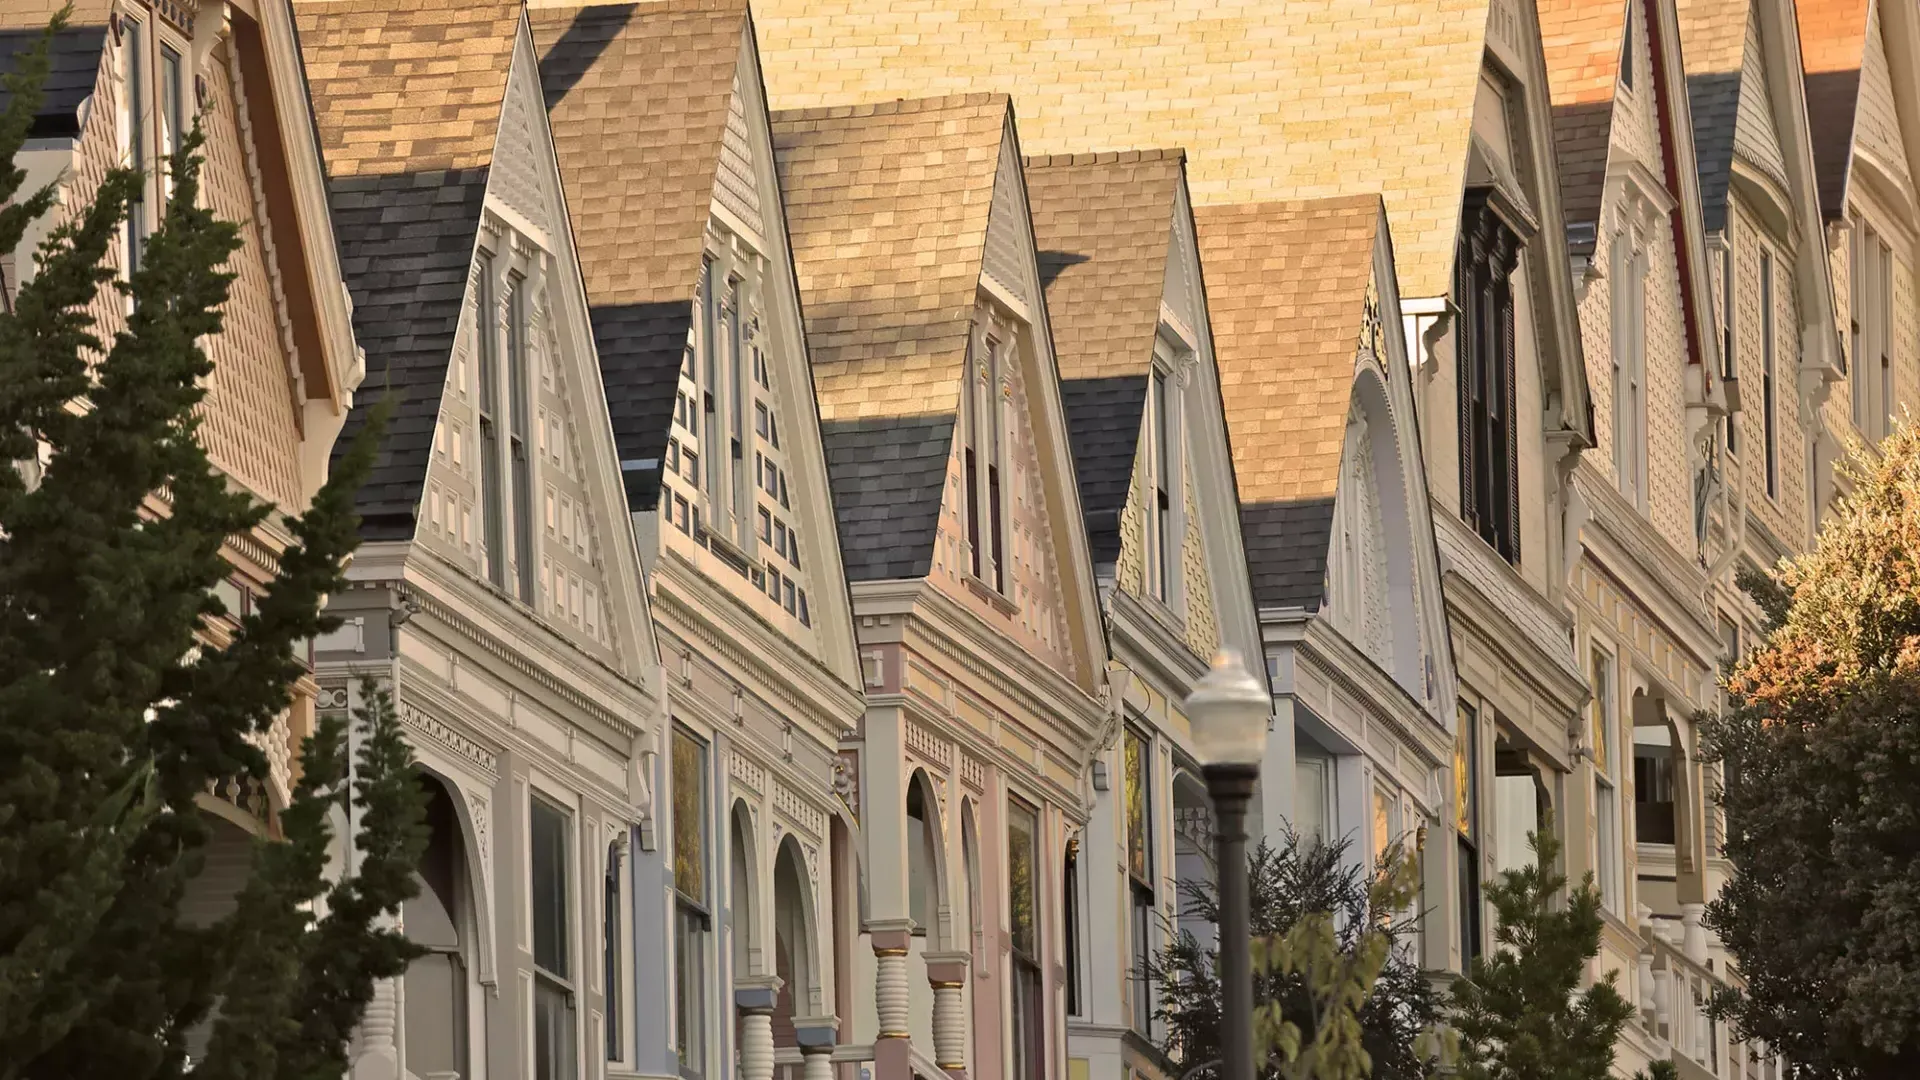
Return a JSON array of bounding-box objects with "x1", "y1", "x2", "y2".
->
[{"x1": 1328, "y1": 399, "x2": 1391, "y2": 665}]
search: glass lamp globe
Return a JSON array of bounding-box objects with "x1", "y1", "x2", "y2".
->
[{"x1": 1185, "y1": 648, "x2": 1270, "y2": 768}]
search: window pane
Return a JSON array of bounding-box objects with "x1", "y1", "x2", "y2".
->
[
  {"x1": 1455, "y1": 705, "x2": 1477, "y2": 838},
  {"x1": 675, "y1": 904, "x2": 707, "y2": 1078},
  {"x1": 530, "y1": 797, "x2": 569, "y2": 979},
  {"x1": 1372, "y1": 786, "x2": 1392, "y2": 864},
  {"x1": 1589, "y1": 648, "x2": 1611, "y2": 777},
  {"x1": 535, "y1": 974, "x2": 576, "y2": 1080},
  {"x1": 605, "y1": 841, "x2": 622, "y2": 1061},
  {"x1": 1007, "y1": 800, "x2": 1039, "y2": 958},
  {"x1": 1124, "y1": 729, "x2": 1149, "y2": 883},
  {"x1": 673, "y1": 731, "x2": 707, "y2": 902}
]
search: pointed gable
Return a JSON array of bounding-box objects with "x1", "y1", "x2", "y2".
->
[
  {"x1": 296, "y1": 0, "x2": 520, "y2": 538},
  {"x1": 531, "y1": 0, "x2": 742, "y2": 513},
  {"x1": 1676, "y1": 0, "x2": 1793, "y2": 232},
  {"x1": 1025, "y1": 150, "x2": 1182, "y2": 567},
  {"x1": 1196, "y1": 197, "x2": 1380, "y2": 612},
  {"x1": 771, "y1": 94, "x2": 1005, "y2": 582},
  {"x1": 1796, "y1": 0, "x2": 1872, "y2": 218}
]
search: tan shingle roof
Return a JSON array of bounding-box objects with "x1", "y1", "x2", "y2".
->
[
  {"x1": 1794, "y1": 0, "x2": 1873, "y2": 219},
  {"x1": 531, "y1": 0, "x2": 746, "y2": 509},
  {"x1": 772, "y1": 93, "x2": 1008, "y2": 580},
  {"x1": 750, "y1": 0, "x2": 1492, "y2": 300},
  {"x1": 1024, "y1": 149, "x2": 1183, "y2": 565},
  {"x1": 1196, "y1": 196, "x2": 1380, "y2": 610},
  {"x1": 297, "y1": 0, "x2": 518, "y2": 180},
  {"x1": 1540, "y1": 0, "x2": 1629, "y2": 229},
  {"x1": 295, "y1": 0, "x2": 518, "y2": 537}
]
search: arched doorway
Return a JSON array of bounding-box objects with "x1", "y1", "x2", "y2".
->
[
  {"x1": 403, "y1": 774, "x2": 473, "y2": 1079},
  {"x1": 730, "y1": 802, "x2": 759, "y2": 977},
  {"x1": 905, "y1": 771, "x2": 946, "y2": 945}
]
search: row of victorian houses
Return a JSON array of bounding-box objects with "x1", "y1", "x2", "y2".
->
[{"x1": 2, "y1": 0, "x2": 1912, "y2": 1075}]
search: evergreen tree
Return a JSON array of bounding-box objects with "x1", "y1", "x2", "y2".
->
[
  {"x1": 1152, "y1": 833, "x2": 1442, "y2": 1080},
  {"x1": 1700, "y1": 423, "x2": 1920, "y2": 1077},
  {"x1": 0, "y1": 12, "x2": 425, "y2": 1078},
  {"x1": 1446, "y1": 815, "x2": 1637, "y2": 1080}
]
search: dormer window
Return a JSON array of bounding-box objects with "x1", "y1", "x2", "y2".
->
[
  {"x1": 962, "y1": 325, "x2": 1010, "y2": 596},
  {"x1": 474, "y1": 247, "x2": 539, "y2": 605}
]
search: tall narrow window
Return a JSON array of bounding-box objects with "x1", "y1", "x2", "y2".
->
[
  {"x1": 1457, "y1": 196, "x2": 1522, "y2": 563},
  {"x1": 1063, "y1": 843, "x2": 1082, "y2": 1018},
  {"x1": 1620, "y1": 3, "x2": 1635, "y2": 91},
  {"x1": 605, "y1": 839, "x2": 623, "y2": 1062},
  {"x1": 1456, "y1": 704, "x2": 1482, "y2": 965},
  {"x1": 1878, "y1": 239, "x2": 1894, "y2": 441},
  {"x1": 964, "y1": 339, "x2": 984, "y2": 581},
  {"x1": 1295, "y1": 751, "x2": 1331, "y2": 849},
  {"x1": 1610, "y1": 232, "x2": 1647, "y2": 508},
  {"x1": 699, "y1": 259, "x2": 719, "y2": 507},
  {"x1": 987, "y1": 338, "x2": 1007, "y2": 594},
  {"x1": 726, "y1": 278, "x2": 749, "y2": 547},
  {"x1": 1008, "y1": 799, "x2": 1045, "y2": 1080},
  {"x1": 531, "y1": 797, "x2": 576, "y2": 1080},
  {"x1": 159, "y1": 45, "x2": 181, "y2": 202},
  {"x1": 1124, "y1": 728, "x2": 1154, "y2": 1032},
  {"x1": 1851, "y1": 223, "x2": 1866, "y2": 428},
  {"x1": 1723, "y1": 242, "x2": 1737, "y2": 455},
  {"x1": 477, "y1": 257, "x2": 506, "y2": 586},
  {"x1": 672, "y1": 731, "x2": 710, "y2": 1080},
  {"x1": 507, "y1": 275, "x2": 534, "y2": 603},
  {"x1": 1590, "y1": 647, "x2": 1621, "y2": 914},
  {"x1": 123, "y1": 18, "x2": 146, "y2": 277},
  {"x1": 1147, "y1": 369, "x2": 1174, "y2": 601},
  {"x1": 1761, "y1": 249, "x2": 1778, "y2": 499}
]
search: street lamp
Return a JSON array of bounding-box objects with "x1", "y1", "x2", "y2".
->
[{"x1": 1184, "y1": 649, "x2": 1271, "y2": 1080}]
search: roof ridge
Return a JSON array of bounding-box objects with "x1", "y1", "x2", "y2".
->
[
  {"x1": 1024, "y1": 147, "x2": 1188, "y2": 168},
  {"x1": 771, "y1": 91, "x2": 1007, "y2": 124}
]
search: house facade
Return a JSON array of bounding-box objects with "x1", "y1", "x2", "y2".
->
[
  {"x1": 298, "y1": 3, "x2": 662, "y2": 1079},
  {"x1": 1023, "y1": 150, "x2": 1264, "y2": 1078},
  {"x1": 531, "y1": 6, "x2": 869, "y2": 1080},
  {"x1": 773, "y1": 94, "x2": 1115, "y2": 1080},
  {"x1": 0, "y1": 0, "x2": 364, "y2": 967}
]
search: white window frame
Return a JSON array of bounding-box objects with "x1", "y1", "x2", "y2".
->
[
  {"x1": 1142, "y1": 340, "x2": 1187, "y2": 609},
  {"x1": 1852, "y1": 217, "x2": 1897, "y2": 443},
  {"x1": 525, "y1": 775, "x2": 585, "y2": 1080},
  {"x1": 960, "y1": 303, "x2": 1019, "y2": 605},
  {"x1": 1760, "y1": 245, "x2": 1779, "y2": 501},
  {"x1": 1588, "y1": 641, "x2": 1623, "y2": 916},
  {"x1": 1609, "y1": 223, "x2": 1649, "y2": 511}
]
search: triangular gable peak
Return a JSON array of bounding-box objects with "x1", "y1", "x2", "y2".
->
[
  {"x1": 1025, "y1": 150, "x2": 1260, "y2": 670},
  {"x1": 931, "y1": 111, "x2": 1105, "y2": 694},
  {"x1": 297, "y1": 0, "x2": 520, "y2": 539},
  {"x1": 1797, "y1": 0, "x2": 1920, "y2": 221},
  {"x1": 533, "y1": 0, "x2": 859, "y2": 683},
  {"x1": 410, "y1": 16, "x2": 657, "y2": 674},
  {"x1": 1197, "y1": 197, "x2": 1453, "y2": 721},
  {"x1": 773, "y1": 95, "x2": 1105, "y2": 695},
  {"x1": 1542, "y1": 0, "x2": 1721, "y2": 428}
]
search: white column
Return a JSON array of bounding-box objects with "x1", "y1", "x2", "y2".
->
[
  {"x1": 931, "y1": 980, "x2": 967, "y2": 1070},
  {"x1": 802, "y1": 1046, "x2": 835, "y2": 1080},
  {"x1": 875, "y1": 946, "x2": 911, "y2": 1038},
  {"x1": 1681, "y1": 902, "x2": 1709, "y2": 965},
  {"x1": 352, "y1": 976, "x2": 400, "y2": 1080},
  {"x1": 739, "y1": 1011, "x2": 774, "y2": 1080}
]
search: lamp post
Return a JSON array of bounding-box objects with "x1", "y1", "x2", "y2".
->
[{"x1": 1184, "y1": 649, "x2": 1271, "y2": 1080}]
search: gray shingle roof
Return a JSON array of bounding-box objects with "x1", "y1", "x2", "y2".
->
[
  {"x1": 1024, "y1": 150, "x2": 1184, "y2": 567},
  {"x1": 771, "y1": 94, "x2": 1008, "y2": 582},
  {"x1": 531, "y1": 0, "x2": 745, "y2": 512},
  {"x1": 0, "y1": 24, "x2": 105, "y2": 139},
  {"x1": 295, "y1": 0, "x2": 520, "y2": 540}
]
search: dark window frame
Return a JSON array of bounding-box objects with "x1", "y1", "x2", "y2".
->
[{"x1": 1456, "y1": 190, "x2": 1526, "y2": 565}]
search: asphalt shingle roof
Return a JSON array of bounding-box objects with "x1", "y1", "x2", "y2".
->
[
  {"x1": 1794, "y1": 0, "x2": 1873, "y2": 220},
  {"x1": 295, "y1": 0, "x2": 519, "y2": 539},
  {"x1": 531, "y1": 0, "x2": 746, "y2": 512},
  {"x1": 1538, "y1": 0, "x2": 1629, "y2": 239},
  {"x1": 1676, "y1": 0, "x2": 1752, "y2": 234},
  {"x1": 0, "y1": 22, "x2": 106, "y2": 139},
  {"x1": 771, "y1": 93, "x2": 1008, "y2": 582},
  {"x1": 1024, "y1": 149, "x2": 1184, "y2": 567},
  {"x1": 1194, "y1": 196, "x2": 1380, "y2": 612}
]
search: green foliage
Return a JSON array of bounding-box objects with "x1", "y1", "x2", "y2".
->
[
  {"x1": 1248, "y1": 845, "x2": 1452, "y2": 1080},
  {"x1": 1151, "y1": 832, "x2": 1443, "y2": 1080},
  {"x1": 1446, "y1": 814, "x2": 1636, "y2": 1080},
  {"x1": 0, "y1": 14, "x2": 425, "y2": 1078},
  {"x1": 1701, "y1": 423, "x2": 1920, "y2": 1078}
]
